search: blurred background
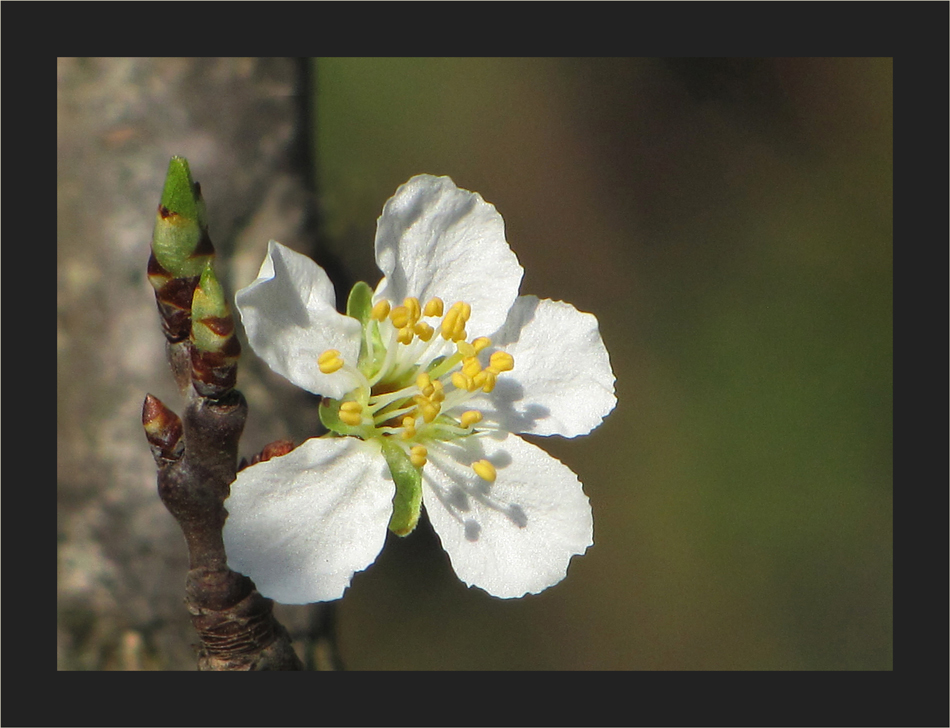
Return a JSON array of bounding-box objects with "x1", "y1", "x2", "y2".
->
[{"x1": 58, "y1": 57, "x2": 892, "y2": 670}]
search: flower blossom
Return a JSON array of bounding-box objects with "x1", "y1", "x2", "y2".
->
[{"x1": 223, "y1": 175, "x2": 616, "y2": 603}]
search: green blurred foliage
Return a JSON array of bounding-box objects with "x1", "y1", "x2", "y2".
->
[{"x1": 311, "y1": 57, "x2": 891, "y2": 670}]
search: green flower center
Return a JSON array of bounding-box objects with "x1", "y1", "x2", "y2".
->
[
  {"x1": 317, "y1": 283, "x2": 511, "y2": 535},
  {"x1": 320, "y1": 290, "x2": 513, "y2": 442}
]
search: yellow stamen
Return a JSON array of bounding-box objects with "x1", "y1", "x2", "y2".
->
[
  {"x1": 320, "y1": 359, "x2": 344, "y2": 374},
  {"x1": 473, "y1": 459, "x2": 496, "y2": 482},
  {"x1": 340, "y1": 295, "x2": 513, "y2": 444},
  {"x1": 339, "y1": 411, "x2": 362, "y2": 426},
  {"x1": 390, "y1": 305, "x2": 410, "y2": 329},
  {"x1": 460, "y1": 410, "x2": 482, "y2": 428},
  {"x1": 472, "y1": 337, "x2": 492, "y2": 353},
  {"x1": 416, "y1": 372, "x2": 434, "y2": 397},
  {"x1": 414, "y1": 322, "x2": 434, "y2": 342},
  {"x1": 489, "y1": 351, "x2": 515, "y2": 372},
  {"x1": 423, "y1": 297, "x2": 444, "y2": 317},
  {"x1": 441, "y1": 305, "x2": 462, "y2": 340},
  {"x1": 318, "y1": 349, "x2": 344, "y2": 374},
  {"x1": 474, "y1": 369, "x2": 497, "y2": 393},
  {"x1": 370, "y1": 300, "x2": 391, "y2": 321},
  {"x1": 414, "y1": 397, "x2": 440, "y2": 423},
  {"x1": 462, "y1": 357, "x2": 482, "y2": 379},
  {"x1": 451, "y1": 372, "x2": 474, "y2": 392},
  {"x1": 403, "y1": 297, "x2": 421, "y2": 324},
  {"x1": 339, "y1": 401, "x2": 363, "y2": 426},
  {"x1": 440, "y1": 301, "x2": 471, "y2": 341},
  {"x1": 453, "y1": 302, "x2": 472, "y2": 341},
  {"x1": 397, "y1": 326, "x2": 414, "y2": 345},
  {"x1": 409, "y1": 445, "x2": 428, "y2": 468}
]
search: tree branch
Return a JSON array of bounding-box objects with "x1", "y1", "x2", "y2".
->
[{"x1": 143, "y1": 157, "x2": 304, "y2": 670}]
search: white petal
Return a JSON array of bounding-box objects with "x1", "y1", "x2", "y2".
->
[
  {"x1": 423, "y1": 433, "x2": 592, "y2": 599},
  {"x1": 234, "y1": 241, "x2": 362, "y2": 399},
  {"x1": 374, "y1": 175, "x2": 524, "y2": 338},
  {"x1": 223, "y1": 437, "x2": 394, "y2": 604},
  {"x1": 473, "y1": 296, "x2": 617, "y2": 437}
]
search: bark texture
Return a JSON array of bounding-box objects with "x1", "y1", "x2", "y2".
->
[{"x1": 58, "y1": 57, "x2": 335, "y2": 670}]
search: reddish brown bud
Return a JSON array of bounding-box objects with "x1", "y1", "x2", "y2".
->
[
  {"x1": 198, "y1": 316, "x2": 236, "y2": 338},
  {"x1": 143, "y1": 393, "x2": 184, "y2": 462},
  {"x1": 256, "y1": 440, "x2": 296, "y2": 464},
  {"x1": 148, "y1": 252, "x2": 200, "y2": 343},
  {"x1": 239, "y1": 440, "x2": 296, "y2": 471},
  {"x1": 191, "y1": 339, "x2": 241, "y2": 399}
]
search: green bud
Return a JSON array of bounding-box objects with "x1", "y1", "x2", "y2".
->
[
  {"x1": 161, "y1": 156, "x2": 205, "y2": 226},
  {"x1": 380, "y1": 438, "x2": 423, "y2": 537},
  {"x1": 190, "y1": 263, "x2": 231, "y2": 353},
  {"x1": 151, "y1": 156, "x2": 213, "y2": 278},
  {"x1": 189, "y1": 260, "x2": 241, "y2": 398}
]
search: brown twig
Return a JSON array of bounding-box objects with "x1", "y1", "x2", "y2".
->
[{"x1": 143, "y1": 158, "x2": 304, "y2": 670}]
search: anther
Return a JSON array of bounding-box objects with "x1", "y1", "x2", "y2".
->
[
  {"x1": 441, "y1": 301, "x2": 471, "y2": 341},
  {"x1": 339, "y1": 401, "x2": 363, "y2": 426},
  {"x1": 370, "y1": 300, "x2": 391, "y2": 321},
  {"x1": 453, "y1": 302, "x2": 472, "y2": 341},
  {"x1": 403, "y1": 297, "x2": 421, "y2": 323},
  {"x1": 414, "y1": 397, "x2": 440, "y2": 423},
  {"x1": 472, "y1": 337, "x2": 492, "y2": 354},
  {"x1": 460, "y1": 410, "x2": 482, "y2": 428},
  {"x1": 397, "y1": 327, "x2": 414, "y2": 345},
  {"x1": 462, "y1": 357, "x2": 482, "y2": 379},
  {"x1": 410, "y1": 445, "x2": 428, "y2": 468},
  {"x1": 416, "y1": 372, "x2": 434, "y2": 397},
  {"x1": 390, "y1": 305, "x2": 410, "y2": 329},
  {"x1": 473, "y1": 459, "x2": 496, "y2": 482},
  {"x1": 451, "y1": 371, "x2": 474, "y2": 392},
  {"x1": 414, "y1": 322, "x2": 434, "y2": 342},
  {"x1": 423, "y1": 297, "x2": 444, "y2": 317},
  {"x1": 441, "y1": 306, "x2": 462, "y2": 340},
  {"x1": 318, "y1": 349, "x2": 344, "y2": 374},
  {"x1": 489, "y1": 351, "x2": 515, "y2": 372},
  {"x1": 401, "y1": 415, "x2": 417, "y2": 439},
  {"x1": 474, "y1": 369, "x2": 497, "y2": 393}
]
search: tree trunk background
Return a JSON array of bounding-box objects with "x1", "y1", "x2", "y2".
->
[{"x1": 57, "y1": 57, "x2": 324, "y2": 670}]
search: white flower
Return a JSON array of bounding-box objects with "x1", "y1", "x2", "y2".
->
[{"x1": 223, "y1": 175, "x2": 616, "y2": 603}]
